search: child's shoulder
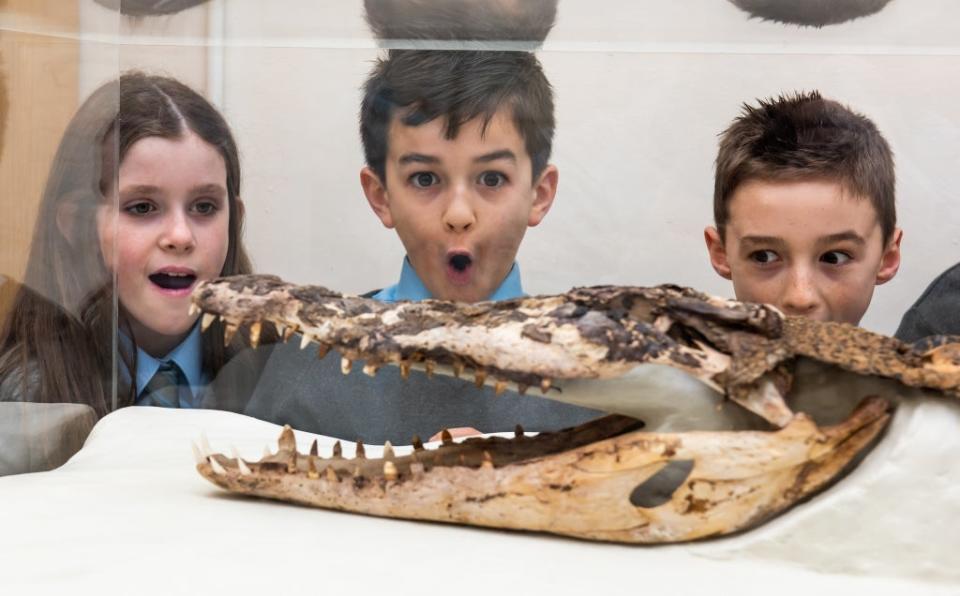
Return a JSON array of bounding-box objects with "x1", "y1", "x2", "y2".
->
[{"x1": 895, "y1": 261, "x2": 960, "y2": 342}]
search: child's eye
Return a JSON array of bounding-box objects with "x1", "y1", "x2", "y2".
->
[
  {"x1": 193, "y1": 200, "x2": 219, "y2": 216},
  {"x1": 748, "y1": 250, "x2": 780, "y2": 265},
  {"x1": 820, "y1": 251, "x2": 853, "y2": 265},
  {"x1": 410, "y1": 172, "x2": 439, "y2": 189},
  {"x1": 478, "y1": 171, "x2": 507, "y2": 188},
  {"x1": 124, "y1": 201, "x2": 156, "y2": 216}
]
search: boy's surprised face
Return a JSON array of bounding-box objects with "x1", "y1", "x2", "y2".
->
[
  {"x1": 363, "y1": 109, "x2": 557, "y2": 302},
  {"x1": 704, "y1": 179, "x2": 901, "y2": 326}
]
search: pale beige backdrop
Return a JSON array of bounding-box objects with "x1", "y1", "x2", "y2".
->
[{"x1": 5, "y1": 0, "x2": 960, "y2": 335}]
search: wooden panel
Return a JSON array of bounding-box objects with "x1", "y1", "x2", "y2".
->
[{"x1": 0, "y1": 0, "x2": 80, "y2": 287}]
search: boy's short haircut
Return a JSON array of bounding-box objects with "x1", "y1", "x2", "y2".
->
[
  {"x1": 364, "y1": 0, "x2": 558, "y2": 44},
  {"x1": 714, "y1": 90, "x2": 896, "y2": 242},
  {"x1": 360, "y1": 49, "x2": 555, "y2": 184},
  {"x1": 729, "y1": 0, "x2": 893, "y2": 27}
]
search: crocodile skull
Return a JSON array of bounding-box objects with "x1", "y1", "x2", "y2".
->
[{"x1": 190, "y1": 274, "x2": 960, "y2": 543}]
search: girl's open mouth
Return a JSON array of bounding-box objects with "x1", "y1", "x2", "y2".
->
[{"x1": 149, "y1": 271, "x2": 197, "y2": 293}]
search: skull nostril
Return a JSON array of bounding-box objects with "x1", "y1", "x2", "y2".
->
[{"x1": 629, "y1": 459, "x2": 694, "y2": 508}]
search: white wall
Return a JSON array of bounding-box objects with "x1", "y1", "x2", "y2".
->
[{"x1": 88, "y1": 0, "x2": 960, "y2": 334}]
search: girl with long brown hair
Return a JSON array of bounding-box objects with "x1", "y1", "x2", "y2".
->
[{"x1": 0, "y1": 71, "x2": 260, "y2": 422}]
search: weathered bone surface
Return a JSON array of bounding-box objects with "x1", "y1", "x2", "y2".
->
[
  {"x1": 197, "y1": 398, "x2": 889, "y2": 543},
  {"x1": 191, "y1": 274, "x2": 960, "y2": 543}
]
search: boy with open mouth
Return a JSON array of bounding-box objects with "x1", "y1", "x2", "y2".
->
[{"x1": 233, "y1": 50, "x2": 600, "y2": 442}]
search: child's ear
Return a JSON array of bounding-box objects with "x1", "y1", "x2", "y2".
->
[
  {"x1": 234, "y1": 196, "x2": 246, "y2": 223},
  {"x1": 528, "y1": 164, "x2": 558, "y2": 227},
  {"x1": 704, "y1": 226, "x2": 733, "y2": 280},
  {"x1": 360, "y1": 166, "x2": 395, "y2": 229},
  {"x1": 56, "y1": 191, "x2": 84, "y2": 246},
  {"x1": 875, "y1": 227, "x2": 903, "y2": 285}
]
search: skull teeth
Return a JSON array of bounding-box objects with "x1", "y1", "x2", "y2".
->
[
  {"x1": 201, "y1": 312, "x2": 217, "y2": 332},
  {"x1": 383, "y1": 460, "x2": 398, "y2": 482},
  {"x1": 208, "y1": 456, "x2": 227, "y2": 475},
  {"x1": 237, "y1": 458, "x2": 252, "y2": 476},
  {"x1": 248, "y1": 321, "x2": 262, "y2": 348},
  {"x1": 224, "y1": 322, "x2": 239, "y2": 346}
]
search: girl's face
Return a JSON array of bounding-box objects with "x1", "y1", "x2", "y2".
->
[{"x1": 97, "y1": 131, "x2": 231, "y2": 357}]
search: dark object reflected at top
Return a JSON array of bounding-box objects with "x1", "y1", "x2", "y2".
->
[
  {"x1": 730, "y1": 0, "x2": 894, "y2": 27},
  {"x1": 364, "y1": 0, "x2": 558, "y2": 46},
  {"x1": 93, "y1": 0, "x2": 210, "y2": 17}
]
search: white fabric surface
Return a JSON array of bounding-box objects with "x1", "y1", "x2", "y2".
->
[{"x1": 1, "y1": 405, "x2": 956, "y2": 595}]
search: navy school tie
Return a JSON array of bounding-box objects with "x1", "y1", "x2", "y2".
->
[{"x1": 138, "y1": 361, "x2": 191, "y2": 408}]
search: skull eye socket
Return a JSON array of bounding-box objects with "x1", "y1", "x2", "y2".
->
[{"x1": 629, "y1": 460, "x2": 694, "y2": 508}]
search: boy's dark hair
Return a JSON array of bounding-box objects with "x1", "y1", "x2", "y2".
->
[
  {"x1": 729, "y1": 0, "x2": 893, "y2": 27},
  {"x1": 360, "y1": 50, "x2": 555, "y2": 184},
  {"x1": 714, "y1": 90, "x2": 896, "y2": 243},
  {"x1": 364, "y1": 0, "x2": 558, "y2": 45}
]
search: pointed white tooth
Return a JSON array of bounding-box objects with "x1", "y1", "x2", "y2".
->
[
  {"x1": 341, "y1": 357, "x2": 353, "y2": 375},
  {"x1": 237, "y1": 458, "x2": 252, "y2": 476},
  {"x1": 201, "y1": 312, "x2": 217, "y2": 332},
  {"x1": 188, "y1": 302, "x2": 199, "y2": 316},
  {"x1": 300, "y1": 333, "x2": 312, "y2": 350},
  {"x1": 230, "y1": 446, "x2": 241, "y2": 460},
  {"x1": 200, "y1": 433, "x2": 212, "y2": 456},
  {"x1": 383, "y1": 460, "x2": 398, "y2": 482},
  {"x1": 208, "y1": 456, "x2": 227, "y2": 475},
  {"x1": 191, "y1": 442, "x2": 205, "y2": 465},
  {"x1": 276, "y1": 323, "x2": 287, "y2": 338},
  {"x1": 383, "y1": 441, "x2": 395, "y2": 460}
]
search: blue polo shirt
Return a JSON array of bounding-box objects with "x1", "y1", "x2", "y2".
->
[
  {"x1": 132, "y1": 323, "x2": 208, "y2": 408},
  {"x1": 372, "y1": 258, "x2": 524, "y2": 303}
]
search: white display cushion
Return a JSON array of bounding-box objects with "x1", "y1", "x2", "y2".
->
[{"x1": 1, "y1": 402, "x2": 956, "y2": 594}]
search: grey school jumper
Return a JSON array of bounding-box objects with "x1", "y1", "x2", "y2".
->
[
  {"x1": 217, "y1": 261, "x2": 601, "y2": 443},
  {"x1": 895, "y1": 262, "x2": 960, "y2": 343}
]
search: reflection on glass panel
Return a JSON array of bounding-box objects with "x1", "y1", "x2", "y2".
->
[
  {"x1": 0, "y1": 0, "x2": 118, "y2": 474},
  {"x1": 1, "y1": 1, "x2": 960, "y2": 589},
  {"x1": 728, "y1": 0, "x2": 894, "y2": 27}
]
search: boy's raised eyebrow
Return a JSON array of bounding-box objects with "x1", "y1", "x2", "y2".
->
[
  {"x1": 739, "y1": 235, "x2": 784, "y2": 247},
  {"x1": 398, "y1": 153, "x2": 440, "y2": 166},
  {"x1": 818, "y1": 231, "x2": 867, "y2": 246},
  {"x1": 474, "y1": 149, "x2": 517, "y2": 164}
]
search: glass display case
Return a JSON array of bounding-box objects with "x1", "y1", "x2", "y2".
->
[{"x1": 2, "y1": 1, "x2": 960, "y2": 589}]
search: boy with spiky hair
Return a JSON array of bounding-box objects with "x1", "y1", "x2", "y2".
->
[
  {"x1": 237, "y1": 49, "x2": 597, "y2": 442},
  {"x1": 704, "y1": 91, "x2": 902, "y2": 325},
  {"x1": 359, "y1": 49, "x2": 558, "y2": 304}
]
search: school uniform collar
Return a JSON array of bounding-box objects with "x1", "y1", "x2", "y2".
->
[
  {"x1": 374, "y1": 257, "x2": 524, "y2": 303},
  {"x1": 133, "y1": 322, "x2": 206, "y2": 406}
]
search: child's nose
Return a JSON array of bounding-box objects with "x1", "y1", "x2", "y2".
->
[
  {"x1": 159, "y1": 212, "x2": 196, "y2": 252},
  {"x1": 442, "y1": 187, "x2": 476, "y2": 233},
  {"x1": 781, "y1": 267, "x2": 821, "y2": 316}
]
